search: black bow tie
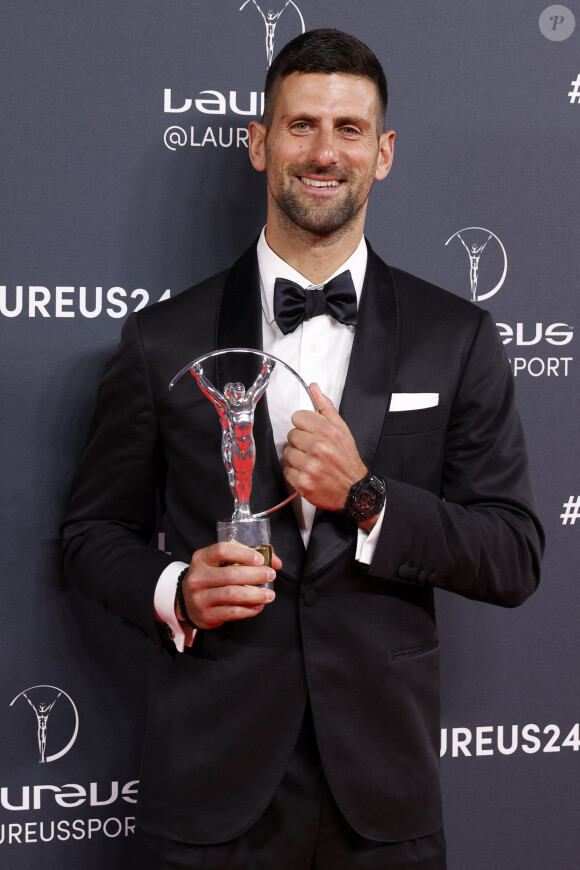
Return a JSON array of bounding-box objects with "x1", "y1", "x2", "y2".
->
[{"x1": 273, "y1": 270, "x2": 358, "y2": 336}]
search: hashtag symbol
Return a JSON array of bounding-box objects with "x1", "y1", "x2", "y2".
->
[
  {"x1": 561, "y1": 496, "x2": 580, "y2": 525},
  {"x1": 568, "y1": 75, "x2": 580, "y2": 104}
]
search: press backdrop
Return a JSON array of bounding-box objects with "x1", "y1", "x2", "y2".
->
[{"x1": 1, "y1": 2, "x2": 579, "y2": 867}]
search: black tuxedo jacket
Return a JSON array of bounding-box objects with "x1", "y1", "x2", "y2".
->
[{"x1": 62, "y1": 241, "x2": 543, "y2": 845}]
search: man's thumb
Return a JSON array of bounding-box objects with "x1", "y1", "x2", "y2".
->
[{"x1": 309, "y1": 382, "x2": 339, "y2": 419}]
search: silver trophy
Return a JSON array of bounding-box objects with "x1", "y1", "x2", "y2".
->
[{"x1": 170, "y1": 348, "x2": 315, "y2": 580}]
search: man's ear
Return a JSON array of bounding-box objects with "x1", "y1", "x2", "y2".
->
[
  {"x1": 248, "y1": 121, "x2": 267, "y2": 172},
  {"x1": 374, "y1": 130, "x2": 395, "y2": 181}
]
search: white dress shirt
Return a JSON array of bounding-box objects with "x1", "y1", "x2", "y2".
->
[{"x1": 155, "y1": 229, "x2": 385, "y2": 650}]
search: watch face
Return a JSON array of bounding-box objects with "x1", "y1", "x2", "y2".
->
[
  {"x1": 347, "y1": 474, "x2": 385, "y2": 521},
  {"x1": 359, "y1": 489, "x2": 379, "y2": 513}
]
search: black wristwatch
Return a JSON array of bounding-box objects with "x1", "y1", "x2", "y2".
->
[{"x1": 340, "y1": 471, "x2": 387, "y2": 523}]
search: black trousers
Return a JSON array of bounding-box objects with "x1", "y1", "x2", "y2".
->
[{"x1": 134, "y1": 705, "x2": 446, "y2": 869}]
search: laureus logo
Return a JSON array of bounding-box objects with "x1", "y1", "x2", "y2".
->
[
  {"x1": 239, "y1": 0, "x2": 305, "y2": 68},
  {"x1": 10, "y1": 685, "x2": 79, "y2": 764},
  {"x1": 445, "y1": 227, "x2": 508, "y2": 302}
]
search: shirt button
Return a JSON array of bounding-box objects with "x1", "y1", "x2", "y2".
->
[
  {"x1": 310, "y1": 344, "x2": 319, "y2": 353},
  {"x1": 303, "y1": 589, "x2": 319, "y2": 606},
  {"x1": 398, "y1": 565, "x2": 412, "y2": 579}
]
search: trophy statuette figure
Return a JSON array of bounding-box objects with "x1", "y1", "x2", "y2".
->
[{"x1": 170, "y1": 348, "x2": 316, "y2": 584}]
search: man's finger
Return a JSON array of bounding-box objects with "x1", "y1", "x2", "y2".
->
[
  {"x1": 204, "y1": 541, "x2": 268, "y2": 568},
  {"x1": 309, "y1": 382, "x2": 343, "y2": 423},
  {"x1": 208, "y1": 564, "x2": 277, "y2": 587},
  {"x1": 205, "y1": 583, "x2": 275, "y2": 608},
  {"x1": 286, "y1": 426, "x2": 314, "y2": 453}
]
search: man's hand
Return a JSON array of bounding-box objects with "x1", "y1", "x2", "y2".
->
[
  {"x1": 283, "y1": 383, "x2": 367, "y2": 512},
  {"x1": 178, "y1": 542, "x2": 281, "y2": 630}
]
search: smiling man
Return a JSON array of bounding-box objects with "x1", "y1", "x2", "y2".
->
[
  {"x1": 252, "y1": 70, "x2": 393, "y2": 249},
  {"x1": 62, "y1": 29, "x2": 542, "y2": 870}
]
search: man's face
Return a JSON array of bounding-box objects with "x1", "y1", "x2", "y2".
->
[{"x1": 249, "y1": 72, "x2": 394, "y2": 238}]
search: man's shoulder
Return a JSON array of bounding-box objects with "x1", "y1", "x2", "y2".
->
[
  {"x1": 136, "y1": 267, "x2": 230, "y2": 330},
  {"x1": 368, "y1": 246, "x2": 485, "y2": 327},
  {"x1": 135, "y1": 241, "x2": 259, "y2": 333}
]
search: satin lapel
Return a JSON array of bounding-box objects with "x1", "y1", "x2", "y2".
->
[
  {"x1": 215, "y1": 243, "x2": 305, "y2": 582},
  {"x1": 303, "y1": 243, "x2": 399, "y2": 580}
]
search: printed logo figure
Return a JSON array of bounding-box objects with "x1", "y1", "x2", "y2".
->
[
  {"x1": 445, "y1": 227, "x2": 508, "y2": 302},
  {"x1": 457, "y1": 232, "x2": 492, "y2": 303},
  {"x1": 23, "y1": 691, "x2": 62, "y2": 763},
  {"x1": 191, "y1": 357, "x2": 275, "y2": 519},
  {"x1": 10, "y1": 685, "x2": 80, "y2": 763},
  {"x1": 239, "y1": 0, "x2": 305, "y2": 67}
]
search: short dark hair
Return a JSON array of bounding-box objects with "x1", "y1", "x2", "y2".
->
[{"x1": 263, "y1": 29, "x2": 388, "y2": 133}]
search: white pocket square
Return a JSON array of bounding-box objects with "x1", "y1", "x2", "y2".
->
[{"x1": 389, "y1": 393, "x2": 439, "y2": 412}]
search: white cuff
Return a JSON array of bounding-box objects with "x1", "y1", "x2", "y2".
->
[
  {"x1": 355, "y1": 504, "x2": 386, "y2": 564},
  {"x1": 154, "y1": 561, "x2": 197, "y2": 652}
]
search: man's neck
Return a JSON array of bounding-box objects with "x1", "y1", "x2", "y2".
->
[{"x1": 264, "y1": 213, "x2": 366, "y2": 284}]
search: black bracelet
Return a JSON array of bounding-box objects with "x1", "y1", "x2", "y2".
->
[{"x1": 176, "y1": 567, "x2": 197, "y2": 630}]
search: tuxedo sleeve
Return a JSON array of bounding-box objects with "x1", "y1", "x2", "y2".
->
[
  {"x1": 368, "y1": 309, "x2": 544, "y2": 606},
  {"x1": 62, "y1": 313, "x2": 174, "y2": 643}
]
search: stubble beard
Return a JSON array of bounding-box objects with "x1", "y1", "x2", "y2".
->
[{"x1": 266, "y1": 161, "x2": 376, "y2": 240}]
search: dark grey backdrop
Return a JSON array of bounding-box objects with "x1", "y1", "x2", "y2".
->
[{"x1": 1, "y1": 1, "x2": 578, "y2": 867}]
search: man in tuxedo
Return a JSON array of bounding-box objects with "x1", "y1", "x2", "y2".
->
[{"x1": 62, "y1": 29, "x2": 543, "y2": 869}]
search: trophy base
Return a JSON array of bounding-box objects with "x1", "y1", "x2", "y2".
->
[{"x1": 216, "y1": 518, "x2": 273, "y2": 589}]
